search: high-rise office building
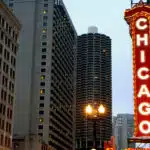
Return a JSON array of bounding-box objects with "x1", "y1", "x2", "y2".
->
[
  {"x1": 4, "y1": 0, "x2": 77, "y2": 150},
  {"x1": 113, "y1": 114, "x2": 135, "y2": 150},
  {"x1": 0, "y1": 1, "x2": 21, "y2": 150},
  {"x1": 76, "y1": 26, "x2": 112, "y2": 150}
]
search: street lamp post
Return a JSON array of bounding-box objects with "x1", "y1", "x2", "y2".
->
[
  {"x1": 93, "y1": 119, "x2": 96, "y2": 148},
  {"x1": 85, "y1": 103, "x2": 105, "y2": 150}
]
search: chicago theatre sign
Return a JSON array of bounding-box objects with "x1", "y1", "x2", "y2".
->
[{"x1": 125, "y1": 1, "x2": 150, "y2": 137}]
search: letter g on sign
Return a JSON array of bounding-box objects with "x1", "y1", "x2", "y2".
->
[{"x1": 138, "y1": 102, "x2": 150, "y2": 115}]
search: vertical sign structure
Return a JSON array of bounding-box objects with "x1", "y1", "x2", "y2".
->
[{"x1": 125, "y1": 2, "x2": 150, "y2": 137}]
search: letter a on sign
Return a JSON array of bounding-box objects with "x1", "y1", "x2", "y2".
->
[{"x1": 138, "y1": 84, "x2": 150, "y2": 98}]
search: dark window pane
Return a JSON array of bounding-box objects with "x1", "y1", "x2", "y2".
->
[
  {"x1": 39, "y1": 111, "x2": 44, "y2": 115},
  {"x1": 42, "y1": 48, "x2": 46, "y2": 52},
  {"x1": 41, "y1": 68, "x2": 46, "y2": 72},
  {"x1": 39, "y1": 103, "x2": 44, "y2": 107},
  {"x1": 40, "y1": 96, "x2": 44, "y2": 100},
  {"x1": 41, "y1": 62, "x2": 46, "y2": 66},
  {"x1": 40, "y1": 82, "x2": 45, "y2": 86},
  {"x1": 42, "y1": 55, "x2": 46, "y2": 59},
  {"x1": 38, "y1": 125, "x2": 43, "y2": 129}
]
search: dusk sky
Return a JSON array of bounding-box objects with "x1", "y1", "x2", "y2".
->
[{"x1": 63, "y1": 0, "x2": 134, "y2": 116}]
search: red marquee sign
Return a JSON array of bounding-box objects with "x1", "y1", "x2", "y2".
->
[{"x1": 125, "y1": 2, "x2": 150, "y2": 137}]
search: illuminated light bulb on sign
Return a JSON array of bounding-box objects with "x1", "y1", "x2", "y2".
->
[{"x1": 139, "y1": 120, "x2": 150, "y2": 134}]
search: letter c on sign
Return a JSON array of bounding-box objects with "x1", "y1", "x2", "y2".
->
[
  {"x1": 138, "y1": 102, "x2": 150, "y2": 115},
  {"x1": 137, "y1": 67, "x2": 149, "y2": 80},
  {"x1": 139, "y1": 121, "x2": 150, "y2": 134},
  {"x1": 136, "y1": 18, "x2": 148, "y2": 30}
]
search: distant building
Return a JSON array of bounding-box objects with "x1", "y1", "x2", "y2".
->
[
  {"x1": 113, "y1": 114, "x2": 135, "y2": 150},
  {"x1": 76, "y1": 26, "x2": 112, "y2": 150},
  {"x1": 0, "y1": 1, "x2": 21, "y2": 150}
]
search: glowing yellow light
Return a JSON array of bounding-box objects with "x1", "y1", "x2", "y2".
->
[
  {"x1": 39, "y1": 118, "x2": 43, "y2": 123},
  {"x1": 43, "y1": 10, "x2": 47, "y2": 14},
  {"x1": 85, "y1": 105, "x2": 93, "y2": 114},
  {"x1": 40, "y1": 89, "x2": 44, "y2": 94},
  {"x1": 98, "y1": 104, "x2": 105, "y2": 114},
  {"x1": 42, "y1": 29, "x2": 47, "y2": 33},
  {"x1": 40, "y1": 75, "x2": 45, "y2": 80}
]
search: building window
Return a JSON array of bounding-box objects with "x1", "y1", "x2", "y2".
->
[
  {"x1": 42, "y1": 55, "x2": 46, "y2": 59},
  {"x1": 40, "y1": 82, "x2": 45, "y2": 86},
  {"x1": 43, "y1": 22, "x2": 47, "y2": 27},
  {"x1": 41, "y1": 68, "x2": 46, "y2": 72},
  {"x1": 0, "y1": 134, "x2": 3, "y2": 145},
  {"x1": 9, "y1": 27, "x2": 12, "y2": 35},
  {"x1": 41, "y1": 62, "x2": 46, "y2": 66},
  {"x1": 3, "y1": 63, "x2": 9, "y2": 74},
  {"x1": 44, "y1": 4, "x2": 48, "y2": 7},
  {"x1": 2, "y1": 76, "x2": 8, "y2": 88},
  {"x1": 43, "y1": 16, "x2": 48, "y2": 20},
  {"x1": 40, "y1": 96, "x2": 44, "y2": 100},
  {"x1": 8, "y1": 95, "x2": 13, "y2": 105},
  {"x1": 5, "y1": 136, "x2": 7, "y2": 146},
  {"x1": 39, "y1": 118, "x2": 44, "y2": 123},
  {"x1": 1, "y1": 90, "x2": 7, "y2": 101},
  {"x1": 11, "y1": 56, "x2": 16, "y2": 67},
  {"x1": 42, "y1": 34, "x2": 47, "y2": 39},
  {"x1": 2, "y1": 105, "x2": 5, "y2": 115},
  {"x1": 38, "y1": 125, "x2": 43, "y2": 129},
  {"x1": 42, "y1": 48, "x2": 46, "y2": 52},
  {"x1": 39, "y1": 103, "x2": 44, "y2": 107},
  {"x1": 43, "y1": 10, "x2": 48, "y2": 14},
  {"x1": 1, "y1": 32, "x2": 4, "y2": 40},
  {"x1": 40, "y1": 89, "x2": 45, "y2": 94},
  {"x1": 40, "y1": 75, "x2": 45, "y2": 80},
  {"x1": 42, "y1": 29, "x2": 47, "y2": 33},
  {"x1": 0, "y1": 58, "x2": 1, "y2": 68},
  {"x1": 9, "y1": 3, "x2": 14, "y2": 7},
  {"x1": 42, "y1": 42, "x2": 47, "y2": 46},
  {"x1": 4, "y1": 49, "x2": 10, "y2": 61},
  {"x1": 14, "y1": 46, "x2": 17, "y2": 54},
  {"x1": 0, "y1": 44, "x2": 3, "y2": 54},
  {"x1": 39, "y1": 111, "x2": 44, "y2": 115},
  {"x1": 1, "y1": 18, "x2": 5, "y2": 27}
]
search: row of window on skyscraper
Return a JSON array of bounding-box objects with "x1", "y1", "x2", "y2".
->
[{"x1": 38, "y1": 0, "x2": 49, "y2": 138}]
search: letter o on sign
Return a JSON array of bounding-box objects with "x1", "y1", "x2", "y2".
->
[{"x1": 139, "y1": 121, "x2": 150, "y2": 134}]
